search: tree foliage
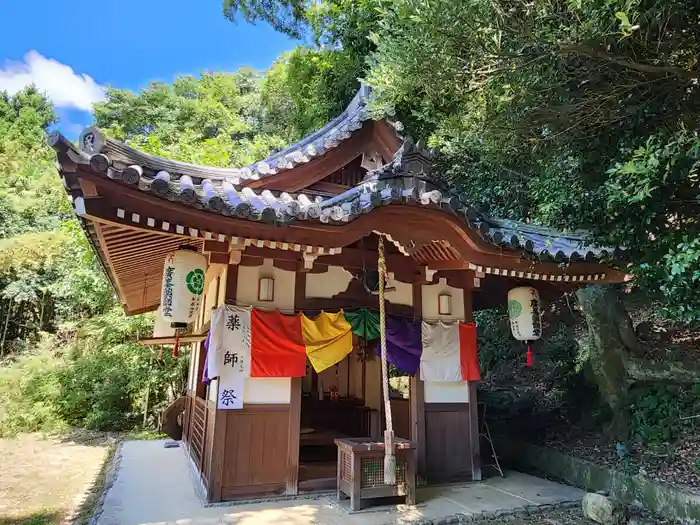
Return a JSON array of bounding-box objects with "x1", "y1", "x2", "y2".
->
[
  {"x1": 94, "y1": 71, "x2": 288, "y2": 167},
  {"x1": 223, "y1": 0, "x2": 378, "y2": 141},
  {"x1": 364, "y1": 0, "x2": 700, "y2": 322}
]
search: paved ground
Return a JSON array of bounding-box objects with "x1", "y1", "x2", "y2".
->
[{"x1": 95, "y1": 440, "x2": 586, "y2": 525}]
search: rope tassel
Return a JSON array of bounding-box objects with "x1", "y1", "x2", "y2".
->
[
  {"x1": 526, "y1": 344, "x2": 533, "y2": 367},
  {"x1": 173, "y1": 334, "x2": 180, "y2": 358},
  {"x1": 377, "y1": 237, "x2": 396, "y2": 485}
]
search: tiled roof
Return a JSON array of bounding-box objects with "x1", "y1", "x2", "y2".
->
[
  {"x1": 75, "y1": 85, "x2": 376, "y2": 184},
  {"x1": 49, "y1": 86, "x2": 620, "y2": 264}
]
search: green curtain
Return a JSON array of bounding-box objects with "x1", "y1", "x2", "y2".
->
[{"x1": 343, "y1": 308, "x2": 380, "y2": 340}]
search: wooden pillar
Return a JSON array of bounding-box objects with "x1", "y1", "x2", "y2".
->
[
  {"x1": 286, "y1": 378, "x2": 302, "y2": 495},
  {"x1": 464, "y1": 288, "x2": 482, "y2": 481},
  {"x1": 285, "y1": 271, "x2": 305, "y2": 495},
  {"x1": 206, "y1": 264, "x2": 239, "y2": 502},
  {"x1": 207, "y1": 409, "x2": 227, "y2": 502},
  {"x1": 410, "y1": 282, "x2": 426, "y2": 481},
  {"x1": 225, "y1": 263, "x2": 239, "y2": 304}
]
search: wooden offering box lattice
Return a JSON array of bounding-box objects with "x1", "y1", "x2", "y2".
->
[{"x1": 335, "y1": 437, "x2": 416, "y2": 511}]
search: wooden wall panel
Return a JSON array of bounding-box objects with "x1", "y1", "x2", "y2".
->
[
  {"x1": 424, "y1": 403, "x2": 473, "y2": 482},
  {"x1": 221, "y1": 405, "x2": 290, "y2": 498},
  {"x1": 390, "y1": 398, "x2": 411, "y2": 440},
  {"x1": 202, "y1": 402, "x2": 216, "y2": 489}
]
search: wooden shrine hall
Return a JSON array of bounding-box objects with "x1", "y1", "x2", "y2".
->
[{"x1": 51, "y1": 85, "x2": 626, "y2": 503}]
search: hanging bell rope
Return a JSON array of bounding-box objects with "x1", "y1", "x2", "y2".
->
[{"x1": 377, "y1": 236, "x2": 396, "y2": 485}]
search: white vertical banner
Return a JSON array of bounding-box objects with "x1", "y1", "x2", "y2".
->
[
  {"x1": 420, "y1": 321, "x2": 462, "y2": 382},
  {"x1": 211, "y1": 305, "x2": 251, "y2": 410}
]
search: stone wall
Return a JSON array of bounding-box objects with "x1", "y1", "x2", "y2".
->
[{"x1": 493, "y1": 436, "x2": 700, "y2": 524}]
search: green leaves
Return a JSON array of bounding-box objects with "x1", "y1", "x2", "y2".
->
[{"x1": 614, "y1": 11, "x2": 639, "y2": 37}]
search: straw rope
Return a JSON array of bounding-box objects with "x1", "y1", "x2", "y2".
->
[{"x1": 378, "y1": 236, "x2": 396, "y2": 485}]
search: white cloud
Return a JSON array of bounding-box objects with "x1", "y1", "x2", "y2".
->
[{"x1": 0, "y1": 51, "x2": 106, "y2": 112}]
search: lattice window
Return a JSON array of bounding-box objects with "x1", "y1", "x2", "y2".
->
[
  {"x1": 360, "y1": 456, "x2": 407, "y2": 488},
  {"x1": 341, "y1": 451, "x2": 352, "y2": 483}
]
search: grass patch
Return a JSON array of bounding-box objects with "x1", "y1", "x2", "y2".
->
[
  {"x1": 124, "y1": 428, "x2": 168, "y2": 441},
  {"x1": 0, "y1": 433, "x2": 116, "y2": 525}
]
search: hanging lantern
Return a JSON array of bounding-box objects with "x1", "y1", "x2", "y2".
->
[
  {"x1": 507, "y1": 286, "x2": 542, "y2": 341},
  {"x1": 153, "y1": 308, "x2": 176, "y2": 338},
  {"x1": 160, "y1": 246, "x2": 207, "y2": 328},
  {"x1": 508, "y1": 286, "x2": 541, "y2": 367}
]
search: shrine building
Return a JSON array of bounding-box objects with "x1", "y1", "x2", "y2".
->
[{"x1": 51, "y1": 86, "x2": 626, "y2": 504}]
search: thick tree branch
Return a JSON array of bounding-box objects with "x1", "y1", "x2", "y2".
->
[
  {"x1": 626, "y1": 357, "x2": 700, "y2": 384},
  {"x1": 560, "y1": 45, "x2": 694, "y2": 79}
]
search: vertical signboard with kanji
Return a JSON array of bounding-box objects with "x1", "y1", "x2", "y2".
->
[{"x1": 211, "y1": 306, "x2": 251, "y2": 410}]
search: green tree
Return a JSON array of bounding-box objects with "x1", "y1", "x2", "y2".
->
[
  {"x1": 94, "y1": 71, "x2": 287, "y2": 167},
  {"x1": 224, "y1": 0, "x2": 380, "y2": 141},
  {"x1": 365, "y1": 0, "x2": 700, "y2": 321}
]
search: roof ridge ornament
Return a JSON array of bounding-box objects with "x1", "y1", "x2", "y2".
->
[{"x1": 79, "y1": 126, "x2": 105, "y2": 156}]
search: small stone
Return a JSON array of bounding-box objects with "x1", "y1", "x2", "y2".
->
[
  {"x1": 525, "y1": 504, "x2": 540, "y2": 515},
  {"x1": 456, "y1": 513, "x2": 473, "y2": 523},
  {"x1": 479, "y1": 511, "x2": 495, "y2": 520},
  {"x1": 538, "y1": 504, "x2": 554, "y2": 512},
  {"x1": 493, "y1": 509, "x2": 511, "y2": 518},
  {"x1": 582, "y1": 493, "x2": 627, "y2": 525},
  {"x1": 445, "y1": 516, "x2": 459, "y2": 524}
]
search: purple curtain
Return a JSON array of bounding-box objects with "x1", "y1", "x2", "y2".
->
[{"x1": 376, "y1": 316, "x2": 423, "y2": 376}]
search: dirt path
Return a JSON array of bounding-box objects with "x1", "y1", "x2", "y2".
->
[{"x1": 0, "y1": 432, "x2": 115, "y2": 525}]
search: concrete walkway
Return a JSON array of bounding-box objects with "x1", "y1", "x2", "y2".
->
[{"x1": 95, "y1": 440, "x2": 585, "y2": 525}]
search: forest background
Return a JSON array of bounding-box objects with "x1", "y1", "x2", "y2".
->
[{"x1": 1, "y1": 0, "x2": 699, "y2": 489}]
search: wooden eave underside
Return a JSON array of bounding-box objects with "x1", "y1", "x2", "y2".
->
[{"x1": 73, "y1": 173, "x2": 624, "y2": 314}]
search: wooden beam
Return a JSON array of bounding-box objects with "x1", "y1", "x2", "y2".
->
[
  {"x1": 225, "y1": 264, "x2": 239, "y2": 303},
  {"x1": 208, "y1": 252, "x2": 229, "y2": 265},
  {"x1": 138, "y1": 334, "x2": 206, "y2": 345},
  {"x1": 203, "y1": 240, "x2": 229, "y2": 253},
  {"x1": 294, "y1": 272, "x2": 306, "y2": 311}
]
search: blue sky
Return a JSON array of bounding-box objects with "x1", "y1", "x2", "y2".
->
[{"x1": 0, "y1": 0, "x2": 298, "y2": 136}]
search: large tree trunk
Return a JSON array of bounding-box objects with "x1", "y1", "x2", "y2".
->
[
  {"x1": 576, "y1": 285, "x2": 700, "y2": 437},
  {"x1": 576, "y1": 285, "x2": 632, "y2": 435}
]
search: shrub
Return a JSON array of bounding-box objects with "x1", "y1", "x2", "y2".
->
[
  {"x1": 628, "y1": 384, "x2": 700, "y2": 445},
  {"x1": 0, "y1": 307, "x2": 188, "y2": 437}
]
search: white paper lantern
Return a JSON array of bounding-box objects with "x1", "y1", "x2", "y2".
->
[
  {"x1": 153, "y1": 309, "x2": 176, "y2": 338},
  {"x1": 507, "y1": 286, "x2": 541, "y2": 341},
  {"x1": 161, "y1": 247, "x2": 207, "y2": 328}
]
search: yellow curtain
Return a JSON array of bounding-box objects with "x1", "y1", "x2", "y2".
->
[{"x1": 301, "y1": 311, "x2": 353, "y2": 372}]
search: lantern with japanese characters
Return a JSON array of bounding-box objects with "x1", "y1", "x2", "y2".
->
[
  {"x1": 153, "y1": 308, "x2": 176, "y2": 338},
  {"x1": 507, "y1": 286, "x2": 541, "y2": 366},
  {"x1": 160, "y1": 247, "x2": 207, "y2": 328}
]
